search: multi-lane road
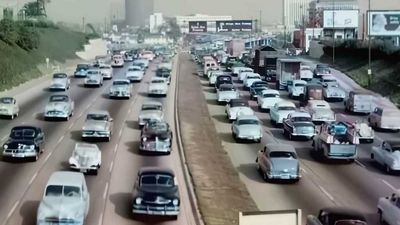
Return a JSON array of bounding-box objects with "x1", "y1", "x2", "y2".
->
[{"x1": 0, "y1": 55, "x2": 197, "y2": 225}]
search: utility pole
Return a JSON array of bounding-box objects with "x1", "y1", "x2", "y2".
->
[
  {"x1": 332, "y1": 0, "x2": 335, "y2": 65},
  {"x1": 368, "y1": 0, "x2": 372, "y2": 87},
  {"x1": 259, "y1": 10, "x2": 262, "y2": 33},
  {"x1": 82, "y1": 17, "x2": 85, "y2": 33}
]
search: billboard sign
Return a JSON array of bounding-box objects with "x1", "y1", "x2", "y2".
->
[
  {"x1": 323, "y1": 10, "x2": 359, "y2": 28},
  {"x1": 216, "y1": 20, "x2": 253, "y2": 32},
  {"x1": 189, "y1": 21, "x2": 207, "y2": 33},
  {"x1": 368, "y1": 10, "x2": 400, "y2": 36}
]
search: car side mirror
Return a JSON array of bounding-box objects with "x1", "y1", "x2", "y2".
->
[{"x1": 109, "y1": 118, "x2": 114, "y2": 122}]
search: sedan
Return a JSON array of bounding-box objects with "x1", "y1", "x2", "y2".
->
[
  {"x1": 44, "y1": 94, "x2": 74, "y2": 121},
  {"x1": 84, "y1": 70, "x2": 103, "y2": 87},
  {"x1": 0, "y1": 97, "x2": 19, "y2": 119},
  {"x1": 231, "y1": 115, "x2": 262, "y2": 143},
  {"x1": 49, "y1": 73, "x2": 70, "y2": 91}
]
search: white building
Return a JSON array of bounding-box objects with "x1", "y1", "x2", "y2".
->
[
  {"x1": 149, "y1": 12, "x2": 164, "y2": 33},
  {"x1": 284, "y1": 0, "x2": 314, "y2": 32},
  {"x1": 175, "y1": 14, "x2": 233, "y2": 33}
]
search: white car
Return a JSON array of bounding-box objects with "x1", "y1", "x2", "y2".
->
[
  {"x1": 126, "y1": 66, "x2": 144, "y2": 82},
  {"x1": 232, "y1": 66, "x2": 253, "y2": 76},
  {"x1": 231, "y1": 115, "x2": 262, "y2": 143},
  {"x1": 84, "y1": 70, "x2": 103, "y2": 87},
  {"x1": 288, "y1": 80, "x2": 307, "y2": 98},
  {"x1": 158, "y1": 62, "x2": 172, "y2": 71},
  {"x1": 140, "y1": 51, "x2": 155, "y2": 61},
  {"x1": 209, "y1": 71, "x2": 224, "y2": 86},
  {"x1": 217, "y1": 84, "x2": 239, "y2": 104},
  {"x1": 0, "y1": 97, "x2": 19, "y2": 119},
  {"x1": 44, "y1": 94, "x2": 74, "y2": 121},
  {"x1": 111, "y1": 54, "x2": 124, "y2": 67},
  {"x1": 243, "y1": 73, "x2": 262, "y2": 90},
  {"x1": 99, "y1": 64, "x2": 113, "y2": 80},
  {"x1": 49, "y1": 73, "x2": 70, "y2": 91},
  {"x1": 109, "y1": 79, "x2": 132, "y2": 99},
  {"x1": 226, "y1": 98, "x2": 254, "y2": 121},
  {"x1": 37, "y1": 171, "x2": 90, "y2": 225},
  {"x1": 148, "y1": 77, "x2": 168, "y2": 97},
  {"x1": 371, "y1": 140, "x2": 400, "y2": 173},
  {"x1": 138, "y1": 101, "x2": 164, "y2": 126},
  {"x1": 378, "y1": 190, "x2": 400, "y2": 225},
  {"x1": 320, "y1": 81, "x2": 346, "y2": 102},
  {"x1": 269, "y1": 101, "x2": 297, "y2": 125},
  {"x1": 69, "y1": 143, "x2": 101, "y2": 175},
  {"x1": 239, "y1": 71, "x2": 254, "y2": 82},
  {"x1": 82, "y1": 111, "x2": 113, "y2": 141},
  {"x1": 257, "y1": 89, "x2": 282, "y2": 112},
  {"x1": 304, "y1": 100, "x2": 335, "y2": 123},
  {"x1": 300, "y1": 65, "x2": 313, "y2": 81}
]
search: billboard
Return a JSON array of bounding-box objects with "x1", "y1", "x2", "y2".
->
[
  {"x1": 323, "y1": 10, "x2": 359, "y2": 28},
  {"x1": 188, "y1": 21, "x2": 207, "y2": 33},
  {"x1": 368, "y1": 10, "x2": 400, "y2": 36},
  {"x1": 216, "y1": 20, "x2": 253, "y2": 32}
]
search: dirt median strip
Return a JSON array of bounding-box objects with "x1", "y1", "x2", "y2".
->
[{"x1": 177, "y1": 53, "x2": 258, "y2": 225}]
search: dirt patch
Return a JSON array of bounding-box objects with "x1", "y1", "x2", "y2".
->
[{"x1": 177, "y1": 53, "x2": 258, "y2": 225}]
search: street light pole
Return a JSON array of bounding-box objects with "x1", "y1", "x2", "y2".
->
[
  {"x1": 332, "y1": 0, "x2": 335, "y2": 65},
  {"x1": 368, "y1": 0, "x2": 372, "y2": 87}
]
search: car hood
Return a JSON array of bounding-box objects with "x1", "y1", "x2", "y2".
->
[
  {"x1": 261, "y1": 97, "x2": 281, "y2": 105},
  {"x1": 83, "y1": 120, "x2": 108, "y2": 131},
  {"x1": 46, "y1": 102, "x2": 69, "y2": 111},
  {"x1": 51, "y1": 79, "x2": 66, "y2": 86},
  {"x1": 0, "y1": 103, "x2": 13, "y2": 110},
  {"x1": 149, "y1": 83, "x2": 167, "y2": 90},
  {"x1": 70, "y1": 150, "x2": 100, "y2": 168},
  {"x1": 237, "y1": 125, "x2": 261, "y2": 135},
  {"x1": 326, "y1": 86, "x2": 345, "y2": 94},
  {"x1": 230, "y1": 107, "x2": 254, "y2": 116},
  {"x1": 271, "y1": 158, "x2": 299, "y2": 172},
  {"x1": 313, "y1": 108, "x2": 334, "y2": 116},
  {"x1": 139, "y1": 110, "x2": 163, "y2": 119},
  {"x1": 37, "y1": 197, "x2": 85, "y2": 221},
  {"x1": 137, "y1": 185, "x2": 178, "y2": 199},
  {"x1": 110, "y1": 85, "x2": 128, "y2": 92},
  {"x1": 126, "y1": 71, "x2": 143, "y2": 77},
  {"x1": 388, "y1": 151, "x2": 400, "y2": 163},
  {"x1": 6, "y1": 139, "x2": 35, "y2": 148}
]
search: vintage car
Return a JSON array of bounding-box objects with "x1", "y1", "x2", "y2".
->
[
  {"x1": 37, "y1": 171, "x2": 90, "y2": 225},
  {"x1": 0, "y1": 97, "x2": 19, "y2": 119},
  {"x1": 250, "y1": 86, "x2": 269, "y2": 100},
  {"x1": 2, "y1": 126, "x2": 45, "y2": 161},
  {"x1": 138, "y1": 101, "x2": 164, "y2": 127},
  {"x1": 299, "y1": 84, "x2": 324, "y2": 107},
  {"x1": 111, "y1": 54, "x2": 124, "y2": 67},
  {"x1": 81, "y1": 111, "x2": 113, "y2": 142},
  {"x1": 288, "y1": 80, "x2": 307, "y2": 99},
  {"x1": 99, "y1": 64, "x2": 113, "y2": 80},
  {"x1": 313, "y1": 64, "x2": 331, "y2": 78},
  {"x1": 319, "y1": 78, "x2": 345, "y2": 102},
  {"x1": 256, "y1": 143, "x2": 300, "y2": 181},
  {"x1": 283, "y1": 111, "x2": 315, "y2": 140},
  {"x1": 109, "y1": 79, "x2": 132, "y2": 99},
  {"x1": 44, "y1": 94, "x2": 74, "y2": 121},
  {"x1": 158, "y1": 62, "x2": 172, "y2": 71},
  {"x1": 140, "y1": 121, "x2": 173, "y2": 154},
  {"x1": 217, "y1": 84, "x2": 239, "y2": 104},
  {"x1": 269, "y1": 101, "x2": 297, "y2": 126},
  {"x1": 257, "y1": 89, "x2": 282, "y2": 112},
  {"x1": 209, "y1": 71, "x2": 225, "y2": 86},
  {"x1": 232, "y1": 66, "x2": 253, "y2": 76},
  {"x1": 306, "y1": 207, "x2": 367, "y2": 225},
  {"x1": 69, "y1": 143, "x2": 101, "y2": 175},
  {"x1": 140, "y1": 50, "x2": 155, "y2": 61},
  {"x1": 155, "y1": 68, "x2": 172, "y2": 85},
  {"x1": 49, "y1": 73, "x2": 70, "y2": 91},
  {"x1": 215, "y1": 75, "x2": 233, "y2": 90},
  {"x1": 378, "y1": 190, "x2": 400, "y2": 225},
  {"x1": 133, "y1": 58, "x2": 149, "y2": 69},
  {"x1": 225, "y1": 98, "x2": 254, "y2": 121},
  {"x1": 84, "y1": 69, "x2": 103, "y2": 87},
  {"x1": 249, "y1": 81, "x2": 269, "y2": 90},
  {"x1": 368, "y1": 106, "x2": 400, "y2": 131},
  {"x1": 344, "y1": 90, "x2": 374, "y2": 114},
  {"x1": 74, "y1": 64, "x2": 90, "y2": 77},
  {"x1": 132, "y1": 167, "x2": 180, "y2": 219},
  {"x1": 239, "y1": 71, "x2": 254, "y2": 82},
  {"x1": 231, "y1": 115, "x2": 262, "y2": 143},
  {"x1": 336, "y1": 114, "x2": 374, "y2": 143},
  {"x1": 126, "y1": 66, "x2": 144, "y2": 82},
  {"x1": 305, "y1": 100, "x2": 335, "y2": 124},
  {"x1": 148, "y1": 77, "x2": 168, "y2": 97},
  {"x1": 371, "y1": 140, "x2": 400, "y2": 173},
  {"x1": 243, "y1": 73, "x2": 262, "y2": 90},
  {"x1": 300, "y1": 65, "x2": 313, "y2": 81}
]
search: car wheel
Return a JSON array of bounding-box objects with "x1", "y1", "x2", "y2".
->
[
  {"x1": 92, "y1": 169, "x2": 98, "y2": 176},
  {"x1": 107, "y1": 136, "x2": 111, "y2": 142},
  {"x1": 262, "y1": 171, "x2": 269, "y2": 182},
  {"x1": 10, "y1": 114, "x2": 14, "y2": 120},
  {"x1": 385, "y1": 165, "x2": 392, "y2": 174},
  {"x1": 288, "y1": 133, "x2": 293, "y2": 140},
  {"x1": 33, "y1": 154, "x2": 39, "y2": 162},
  {"x1": 370, "y1": 153, "x2": 374, "y2": 159},
  {"x1": 378, "y1": 210, "x2": 384, "y2": 224},
  {"x1": 65, "y1": 116, "x2": 69, "y2": 121},
  {"x1": 256, "y1": 138, "x2": 261, "y2": 143}
]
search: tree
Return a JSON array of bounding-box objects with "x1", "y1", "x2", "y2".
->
[
  {"x1": 22, "y1": 0, "x2": 50, "y2": 18},
  {"x1": 165, "y1": 18, "x2": 181, "y2": 42}
]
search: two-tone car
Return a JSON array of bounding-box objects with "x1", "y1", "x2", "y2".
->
[
  {"x1": 109, "y1": 79, "x2": 132, "y2": 99},
  {"x1": 2, "y1": 126, "x2": 45, "y2": 161},
  {"x1": 257, "y1": 89, "x2": 282, "y2": 112},
  {"x1": 256, "y1": 143, "x2": 300, "y2": 182},
  {"x1": 269, "y1": 101, "x2": 297, "y2": 126},
  {"x1": 148, "y1": 77, "x2": 168, "y2": 97},
  {"x1": 138, "y1": 101, "x2": 164, "y2": 127},
  {"x1": 371, "y1": 140, "x2": 400, "y2": 173},
  {"x1": 44, "y1": 94, "x2": 74, "y2": 121},
  {"x1": 126, "y1": 66, "x2": 144, "y2": 82},
  {"x1": 140, "y1": 120, "x2": 173, "y2": 154},
  {"x1": 231, "y1": 115, "x2": 262, "y2": 143},
  {"x1": 74, "y1": 64, "x2": 90, "y2": 78},
  {"x1": 49, "y1": 73, "x2": 70, "y2": 91},
  {"x1": 0, "y1": 97, "x2": 19, "y2": 119},
  {"x1": 250, "y1": 86, "x2": 269, "y2": 101},
  {"x1": 225, "y1": 98, "x2": 254, "y2": 121},
  {"x1": 69, "y1": 143, "x2": 101, "y2": 175},
  {"x1": 283, "y1": 111, "x2": 316, "y2": 140},
  {"x1": 318, "y1": 76, "x2": 345, "y2": 102},
  {"x1": 84, "y1": 69, "x2": 103, "y2": 87},
  {"x1": 288, "y1": 80, "x2": 307, "y2": 99},
  {"x1": 305, "y1": 100, "x2": 335, "y2": 124},
  {"x1": 132, "y1": 167, "x2": 180, "y2": 219},
  {"x1": 217, "y1": 84, "x2": 240, "y2": 104},
  {"x1": 99, "y1": 64, "x2": 113, "y2": 80},
  {"x1": 81, "y1": 111, "x2": 113, "y2": 142}
]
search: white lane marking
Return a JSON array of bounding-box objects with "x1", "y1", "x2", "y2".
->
[
  {"x1": 6, "y1": 200, "x2": 19, "y2": 219},
  {"x1": 381, "y1": 179, "x2": 396, "y2": 191},
  {"x1": 103, "y1": 182, "x2": 109, "y2": 200},
  {"x1": 44, "y1": 152, "x2": 53, "y2": 162},
  {"x1": 355, "y1": 160, "x2": 366, "y2": 168},
  {"x1": 57, "y1": 135, "x2": 64, "y2": 145},
  {"x1": 68, "y1": 122, "x2": 74, "y2": 130},
  {"x1": 118, "y1": 130, "x2": 122, "y2": 137},
  {"x1": 98, "y1": 212, "x2": 104, "y2": 225},
  {"x1": 128, "y1": 108, "x2": 132, "y2": 114},
  {"x1": 318, "y1": 185, "x2": 335, "y2": 202},
  {"x1": 114, "y1": 144, "x2": 118, "y2": 153},
  {"x1": 28, "y1": 172, "x2": 38, "y2": 185},
  {"x1": 78, "y1": 112, "x2": 83, "y2": 118},
  {"x1": 109, "y1": 161, "x2": 114, "y2": 173}
]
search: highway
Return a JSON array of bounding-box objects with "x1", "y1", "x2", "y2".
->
[
  {"x1": 0, "y1": 55, "x2": 197, "y2": 225},
  {"x1": 180, "y1": 52, "x2": 400, "y2": 224}
]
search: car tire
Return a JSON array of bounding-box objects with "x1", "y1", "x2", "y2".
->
[
  {"x1": 378, "y1": 210, "x2": 384, "y2": 225},
  {"x1": 170, "y1": 215, "x2": 178, "y2": 220},
  {"x1": 33, "y1": 154, "x2": 39, "y2": 162},
  {"x1": 10, "y1": 114, "x2": 14, "y2": 120},
  {"x1": 92, "y1": 169, "x2": 98, "y2": 176},
  {"x1": 262, "y1": 171, "x2": 269, "y2": 182},
  {"x1": 65, "y1": 116, "x2": 69, "y2": 121},
  {"x1": 370, "y1": 153, "x2": 374, "y2": 159},
  {"x1": 288, "y1": 133, "x2": 293, "y2": 140},
  {"x1": 385, "y1": 165, "x2": 392, "y2": 174}
]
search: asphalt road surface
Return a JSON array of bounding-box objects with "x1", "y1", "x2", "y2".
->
[{"x1": 0, "y1": 56, "x2": 197, "y2": 225}]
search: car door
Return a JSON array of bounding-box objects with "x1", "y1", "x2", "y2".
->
[
  {"x1": 270, "y1": 104, "x2": 278, "y2": 121},
  {"x1": 375, "y1": 142, "x2": 388, "y2": 165},
  {"x1": 36, "y1": 129, "x2": 45, "y2": 149},
  {"x1": 232, "y1": 120, "x2": 238, "y2": 135},
  {"x1": 13, "y1": 99, "x2": 19, "y2": 115}
]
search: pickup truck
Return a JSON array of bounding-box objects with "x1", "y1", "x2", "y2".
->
[
  {"x1": 311, "y1": 121, "x2": 359, "y2": 161},
  {"x1": 378, "y1": 190, "x2": 400, "y2": 225},
  {"x1": 306, "y1": 207, "x2": 367, "y2": 225}
]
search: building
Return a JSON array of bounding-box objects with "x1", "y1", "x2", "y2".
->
[
  {"x1": 175, "y1": 14, "x2": 233, "y2": 33},
  {"x1": 149, "y1": 13, "x2": 163, "y2": 33},
  {"x1": 284, "y1": 0, "x2": 314, "y2": 32},
  {"x1": 125, "y1": 0, "x2": 154, "y2": 27}
]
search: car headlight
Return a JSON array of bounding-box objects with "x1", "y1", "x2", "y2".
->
[
  {"x1": 142, "y1": 137, "x2": 147, "y2": 142},
  {"x1": 293, "y1": 127, "x2": 297, "y2": 133},
  {"x1": 135, "y1": 197, "x2": 142, "y2": 205},
  {"x1": 172, "y1": 199, "x2": 179, "y2": 206},
  {"x1": 3, "y1": 145, "x2": 8, "y2": 149},
  {"x1": 29, "y1": 145, "x2": 35, "y2": 150}
]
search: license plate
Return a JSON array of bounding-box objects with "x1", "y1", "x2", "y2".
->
[
  {"x1": 280, "y1": 174, "x2": 290, "y2": 179},
  {"x1": 80, "y1": 169, "x2": 87, "y2": 173}
]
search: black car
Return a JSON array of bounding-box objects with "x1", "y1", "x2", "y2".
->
[
  {"x1": 132, "y1": 167, "x2": 180, "y2": 219},
  {"x1": 2, "y1": 126, "x2": 45, "y2": 161},
  {"x1": 306, "y1": 207, "x2": 367, "y2": 225},
  {"x1": 250, "y1": 81, "x2": 269, "y2": 90},
  {"x1": 313, "y1": 64, "x2": 331, "y2": 78},
  {"x1": 74, "y1": 64, "x2": 90, "y2": 77},
  {"x1": 140, "y1": 121, "x2": 173, "y2": 154},
  {"x1": 250, "y1": 86, "x2": 269, "y2": 100},
  {"x1": 215, "y1": 75, "x2": 233, "y2": 90}
]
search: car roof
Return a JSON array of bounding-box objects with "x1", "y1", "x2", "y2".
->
[
  {"x1": 87, "y1": 110, "x2": 110, "y2": 115},
  {"x1": 293, "y1": 80, "x2": 307, "y2": 84},
  {"x1": 138, "y1": 167, "x2": 175, "y2": 176},
  {"x1": 319, "y1": 207, "x2": 366, "y2": 221},
  {"x1": 142, "y1": 100, "x2": 163, "y2": 106},
  {"x1": 12, "y1": 125, "x2": 39, "y2": 130},
  {"x1": 47, "y1": 171, "x2": 85, "y2": 187},
  {"x1": 113, "y1": 79, "x2": 130, "y2": 83},
  {"x1": 237, "y1": 115, "x2": 259, "y2": 120},
  {"x1": 265, "y1": 143, "x2": 296, "y2": 153},
  {"x1": 230, "y1": 98, "x2": 247, "y2": 103},
  {"x1": 290, "y1": 111, "x2": 311, "y2": 117},
  {"x1": 276, "y1": 101, "x2": 296, "y2": 107},
  {"x1": 151, "y1": 77, "x2": 166, "y2": 81}
]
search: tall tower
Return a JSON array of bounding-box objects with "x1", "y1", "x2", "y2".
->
[{"x1": 125, "y1": 0, "x2": 154, "y2": 27}]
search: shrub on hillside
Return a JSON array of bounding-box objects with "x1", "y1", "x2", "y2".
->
[
  {"x1": 16, "y1": 25, "x2": 39, "y2": 50},
  {"x1": 0, "y1": 19, "x2": 18, "y2": 45}
]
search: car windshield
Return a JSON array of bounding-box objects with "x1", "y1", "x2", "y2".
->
[
  {"x1": 232, "y1": 102, "x2": 248, "y2": 107},
  {"x1": 294, "y1": 83, "x2": 305, "y2": 87},
  {"x1": 142, "y1": 104, "x2": 162, "y2": 111},
  {"x1": 87, "y1": 70, "x2": 99, "y2": 75},
  {"x1": 315, "y1": 104, "x2": 329, "y2": 108},
  {"x1": 220, "y1": 87, "x2": 235, "y2": 91},
  {"x1": 99, "y1": 66, "x2": 110, "y2": 69},
  {"x1": 148, "y1": 123, "x2": 168, "y2": 132},
  {"x1": 152, "y1": 80, "x2": 165, "y2": 83},
  {"x1": 113, "y1": 81, "x2": 129, "y2": 85},
  {"x1": 45, "y1": 185, "x2": 81, "y2": 198},
  {"x1": 263, "y1": 94, "x2": 279, "y2": 98},
  {"x1": 87, "y1": 114, "x2": 108, "y2": 121},
  {"x1": 128, "y1": 68, "x2": 140, "y2": 71},
  {"x1": 237, "y1": 119, "x2": 259, "y2": 125},
  {"x1": 270, "y1": 151, "x2": 297, "y2": 158},
  {"x1": 278, "y1": 106, "x2": 295, "y2": 111},
  {"x1": 50, "y1": 95, "x2": 68, "y2": 102},
  {"x1": 10, "y1": 128, "x2": 36, "y2": 138},
  {"x1": 53, "y1": 73, "x2": 67, "y2": 78},
  {"x1": 140, "y1": 174, "x2": 174, "y2": 187},
  {"x1": 293, "y1": 116, "x2": 311, "y2": 122},
  {"x1": 0, "y1": 97, "x2": 13, "y2": 104}
]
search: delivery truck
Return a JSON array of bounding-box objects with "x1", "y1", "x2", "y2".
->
[
  {"x1": 239, "y1": 209, "x2": 302, "y2": 225},
  {"x1": 276, "y1": 58, "x2": 302, "y2": 90}
]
